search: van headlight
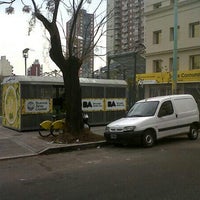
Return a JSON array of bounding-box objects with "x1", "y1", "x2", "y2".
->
[
  {"x1": 123, "y1": 126, "x2": 136, "y2": 132},
  {"x1": 105, "y1": 126, "x2": 110, "y2": 132}
]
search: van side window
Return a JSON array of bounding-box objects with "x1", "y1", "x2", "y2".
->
[{"x1": 158, "y1": 101, "x2": 174, "y2": 117}]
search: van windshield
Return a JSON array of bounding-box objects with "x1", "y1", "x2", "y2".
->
[{"x1": 127, "y1": 101, "x2": 159, "y2": 117}]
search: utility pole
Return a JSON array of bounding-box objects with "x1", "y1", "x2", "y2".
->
[
  {"x1": 133, "y1": 43, "x2": 146, "y2": 105},
  {"x1": 172, "y1": 0, "x2": 178, "y2": 94},
  {"x1": 133, "y1": 52, "x2": 137, "y2": 105}
]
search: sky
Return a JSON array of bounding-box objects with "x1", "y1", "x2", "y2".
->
[{"x1": 0, "y1": 0, "x2": 106, "y2": 75}]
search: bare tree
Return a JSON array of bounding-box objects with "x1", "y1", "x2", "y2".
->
[{"x1": 1, "y1": 0, "x2": 107, "y2": 135}]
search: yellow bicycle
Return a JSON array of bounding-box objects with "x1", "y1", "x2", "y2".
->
[{"x1": 39, "y1": 117, "x2": 65, "y2": 137}]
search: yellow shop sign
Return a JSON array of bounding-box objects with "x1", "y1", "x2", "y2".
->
[
  {"x1": 136, "y1": 69, "x2": 200, "y2": 84},
  {"x1": 177, "y1": 70, "x2": 200, "y2": 82}
]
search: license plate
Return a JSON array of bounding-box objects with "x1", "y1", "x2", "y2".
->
[{"x1": 110, "y1": 133, "x2": 117, "y2": 139}]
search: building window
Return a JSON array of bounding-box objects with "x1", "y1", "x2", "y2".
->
[
  {"x1": 153, "y1": 30, "x2": 162, "y2": 44},
  {"x1": 190, "y1": 55, "x2": 200, "y2": 69},
  {"x1": 169, "y1": 57, "x2": 179, "y2": 71},
  {"x1": 170, "y1": 26, "x2": 180, "y2": 41},
  {"x1": 153, "y1": 2, "x2": 161, "y2": 9},
  {"x1": 189, "y1": 22, "x2": 200, "y2": 38},
  {"x1": 153, "y1": 60, "x2": 162, "y2": 72}
]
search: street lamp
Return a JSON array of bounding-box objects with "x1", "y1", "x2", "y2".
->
[{"x1": 22, "y1": 48, "x2": 29, "y2": 76}]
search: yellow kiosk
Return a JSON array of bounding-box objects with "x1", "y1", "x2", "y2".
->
[
  {"x1": 2, "y1": 76, "x2": 127, "y2": 131},
  {"x1": 2, "y1": 76, "x2": 53, "y2": 131}
]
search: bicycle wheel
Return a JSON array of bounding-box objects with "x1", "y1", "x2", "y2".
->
[
  {"x1": 51, "y1": 128, "x2": 63, "y2": 137},
  {"x1": 38, "y1": 126, "x2": 51, "y2": 137},
  {"x1": 84, "y1": 122, "x2": 90, "y2": 130},
  {"x1": 51, "y1": 119, "x2": 65, "y2": 136}
]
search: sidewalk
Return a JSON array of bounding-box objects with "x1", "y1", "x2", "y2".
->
[{"x1": 0, "y1": 125, "x2": 106, "y2": 161}]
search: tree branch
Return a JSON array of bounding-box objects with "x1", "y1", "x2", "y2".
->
[
  {"x1": 0, "y1": 0, "x2": 15, "y2": 5},
  {"x1": 31, "y1": 0, "x2": 49, "y2": 28},
  {"x1": 68, "y1": 0, "x2": 84, "y2": 57},
  {"x1": 52, "y1": 0, "x2": 60, "y2": 23},
  {"x1": 31, "y1": 0, "x2": 65, "y2": 69}
]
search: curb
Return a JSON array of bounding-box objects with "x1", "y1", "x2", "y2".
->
[
  {"x1": 0, "y1": 153, "x2": 37, "y2": 161},
  {"x1": 39, "y1": 141, "x2": 107, "y2": 155},
  {"x1": 0, "y1": 141, "x2": 107, "y2": 161}
]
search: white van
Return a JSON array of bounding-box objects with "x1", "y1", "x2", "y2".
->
[{"x1": 104, "y1": 94, "x2": 200, "y2": 147}]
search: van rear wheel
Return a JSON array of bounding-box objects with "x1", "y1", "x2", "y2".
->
[
  {"x1": 188, "y1": 125, "x2": 199, "y2": 140},
  {"x1": 142, "y1": 130, "x2": 155, "y2": 147}
]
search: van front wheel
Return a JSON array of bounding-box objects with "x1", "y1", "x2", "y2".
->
[
  {"x1": 188, "y1": 125, "x2": 199, "y2": 140},
  {"x1": 142, "y1": 130, "x2": 155, "y2": 147}
]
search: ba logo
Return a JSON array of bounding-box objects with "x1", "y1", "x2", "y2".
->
[
  {"x1": 108, "y1": 101, "x2": 116, "y2": 107},
  {"x1": 83, "y1": 101, "x2": 92, "y2": 108},
  {"x1": 27, "y1": 101, "x2": 35, "y2": 111}
]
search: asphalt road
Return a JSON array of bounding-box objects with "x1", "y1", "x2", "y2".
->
[{"x1": 1, "y1": 136, "x2": 200, "y2": 200}]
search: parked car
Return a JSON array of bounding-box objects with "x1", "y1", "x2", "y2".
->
[{"x1": 104, "y1": 94, "x2": 200, "y2": 147}]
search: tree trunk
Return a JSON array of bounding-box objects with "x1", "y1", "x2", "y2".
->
[
  {"x1": 32, "y1": 3, "x2": 85, "y2": 135},
  {"x1": 62, "y1": 56, "x2": 83, "y2": 135}
]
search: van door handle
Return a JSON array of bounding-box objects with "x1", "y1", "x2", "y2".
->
[{"x1": 175, "y1": 114, "x2": 178, "y2": 118}]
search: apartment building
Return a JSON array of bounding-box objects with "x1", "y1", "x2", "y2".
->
[
  {"x1": 27, "y1": 59, "x2": 43, "y2": 76},
  {"x1": 106, "y1": 0, "x2": 145, "y2": 104},
  {"x1": 66, "y1": 9, "x2": 94, "y2": 78},
  {"x1": 0, "y1": 56, "x2": 13, "y2": 76},
  {"x1": 139, "y1": 0, "x2": 200, "y2": 105},
  {"x1": 107, "y1": 0, "x2": 144, "y2": 55}
]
